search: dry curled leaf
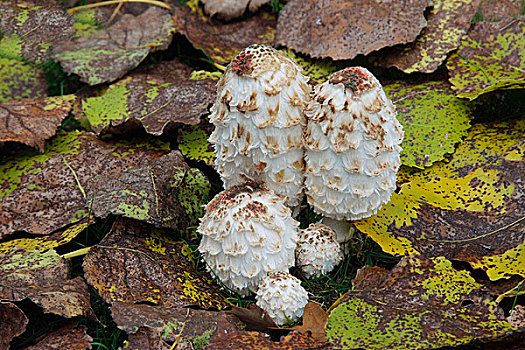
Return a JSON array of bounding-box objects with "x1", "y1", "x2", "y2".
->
[
  {"x1": 83, "y1": 217, "x2": 229, "y2": 310},
  {"x1": 53, "y1": 7, "x2": 174, "y2": 85},
  {"x1": 0, "y1": 131, "x2": 169, "y2": 238},
  {"x1": 275, "y1": 0, "x2": 432, "y2": 60},
  {"x1": 23, "y1": 322, "x2": 93, "y2": 350},
  {"x1": 0, "y1": 95, "x2": 76, "y2": 152},
  {"x1": 201, "y1": 0, "x2": 270, "y2": 20},
  {"x1": 0, "y1": 302, "x2": 28, "y2": 350},
  {"x1": 292, "y1": 302, "x2": 329, "y2": 342},
  {"x1": 173, "y1": 0, "x2": 276, "y2": 65}
]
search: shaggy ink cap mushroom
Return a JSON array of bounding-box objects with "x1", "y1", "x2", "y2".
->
[
  {"x1": 198, "y1": 181, "x2": 299, "y2": 296},
  {"x1": 256, "y1": 270, "x2": 308, "y2": 325},
  {"x1": 209, "y1": 44, "x2": 310, "y2": 207},
  {"x1": 304, "y1": 67, "x2": 404, "y2": 220},
  {"x1": 296, "y1": 223, "x2": 343, "y2": 278}
]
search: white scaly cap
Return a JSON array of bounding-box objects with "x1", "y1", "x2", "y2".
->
[
  {"x1": 209, "y1": 44, "x2": 310, "y2": 207},
  {"x1": 198, "y1": 182, "x2": 299, "y2": 296},
  {"x1": 304, "y1": 67, "x2": 404, "y2": 220},
  {"x1": 256, "y1": 271, "x2": 308, "y2": 325}
]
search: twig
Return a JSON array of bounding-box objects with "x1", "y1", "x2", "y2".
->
[{"x1": 63, "y1": 156, "x2": 86, "y2": 199}]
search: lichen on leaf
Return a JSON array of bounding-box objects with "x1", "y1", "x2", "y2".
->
[
  {"x1": 327, "y1": 256, "x2": 515, "y2": 349},
  {"x1": 384, "y1": 81, "x2": 472, "y2": 168},
  {"x1": 178, "y1": 120, "x2": 216, "y2": 166},
  {"x1": 0, "y1": 58, "x2": 47, "y2": 102},
  {"x1": 447, "y1": 17, "x2": 525, "y2": 100},
  {"x1": 355, "y1": 119, "x2": 525, "y2": 280}
]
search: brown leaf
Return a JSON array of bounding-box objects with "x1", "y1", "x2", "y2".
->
[
  {"x1": 123, "y1": 327, "x2": 172, "y2": 350},
  {"x1": 0, "y1": 302, "x2": 28, "y2": 350},
  {"x1": 351, "y1": 265, "x2": 389, "y2": 291},
  {"x1": 381, "y1": 0, "x2": 482, "y2": 73},
  {"x1": 507, "y1": 305, "x2": 525, "y2": 329},
  {"x1": 275, "y1": 0, "x2": 432, "y2": 60},
  {"x1": 229, "y1": 304, "x2": 277, "y2": 331},
  {"x1": 23, "y1": 322, "x2": 93, "y2": 350},
  {"x1": 480, "y1": 0, "x2": 523, "y2": 21},
  {"x1": 79, "y1": 74, "x2": 215, "y2": 136},
  {"x1": 86, "y1": 151, "x2": 209, "y2": 235},
  {"x1": 0, "y1": 131, "x2": 170, "y2": 238},
  {"x1": 206, "y1": 318, "x2": 333, "y2": 349},
  {"x1": 292, "y1": 302, "x2": 329, "y2": 342},
  {"x1": 111, "y1": 302, "x2": 242, "y2": 345},
  {"x1": 201, "y1": 0, "x2": 270, "y2": 20},
  {"x1": 173, "y1": 1, "x2": 276, "y2": 65},
  {"x1": 0, "y1": 95, "x2": 76, "y2": 152},
  {"x1": 83, "y1": 217, "x2": 229, "y2": 310},
  {"x1": 53, "y1": 7, "x2": 174, "y2": 85},
  {"x1": 134, "y1": 59, "x2": 195, "y2": 82}
]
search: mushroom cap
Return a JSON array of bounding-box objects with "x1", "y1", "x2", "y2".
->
[
  {"x1": 256, "y1": 270, "x2": 309, "y2": 325},
  {"x1": 296, "y1": 223, "x2": 343, "y2": 278},
  {"x1": 198, "y1": 181, "x2": 299, "y2": 296},
  {"x1": 304, "y1": 67, "x2": 404, "y2": 220},
  {"x1": 209, "y1": 44, "x2": 310, "y2": 207}
]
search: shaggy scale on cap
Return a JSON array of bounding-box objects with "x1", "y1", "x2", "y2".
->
[
  {"x1": 198, "y1": 182, "x2": 299, "y2": 296},
  {"x1": 209, "y1": 44, "x2": 310, "y2": 207},
  {"x1": 256, "y1": 271, "x2": 308, "y2": 325},
  {"x1": 304, "y1": 67, "x2": 404, "y2": 220},
  {"x1": 296, "y1": 223, "x2": 343, "y2": 278}
]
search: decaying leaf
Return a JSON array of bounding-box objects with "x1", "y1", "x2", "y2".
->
[
  {"x1": 0, "y1": 95, "x2": 76, "y2": 152},
  {"x1": 86, "y1": 151, "x2": 209, "y2": 235},
  {"x1": 173, "y1": 0, "x2": 276, "y2": 65},
  {"x1": 0, "y1": 302, "x2": 28, "y2": 350},
  {"x1": 207, "y1": 317, "x2": 333, "y2": 349},
  {"x1": 292, "y1": 302, "x2": 329, "y2": 342},
  {"x1": 0, "y1": 0, "x2": 74, "y2": 65},
  {"x1": 327, "y1": 256, "x2": 515, "y2": 349},
  {"x1": 53, "y1": 7, "x2": 174, "y2": 85},
  {"x1": 201, "y1": 0, "x2": 270, "y2": 20},
  {"x1": 507, "y1": 305, "x2": 525, "y2": 329},
  {"x1": 80, "y1": 74, "x2": 214, "y2": 136},
  {"x1": 351, "y1": 265, "x2": 389, "y2": 291},
  {"x1": 123, "y1": 327, "x2": 171, "y2": 350},
  {"x1": 447, "y1": 17, "x2": 525, "y2": 100},
  {"x1": 354, "y1": 119, "x2": 525, "y2": 280},
  {"x1": 111, "y1": 302, "x2": 241, "y2": 347},
  {"x1": 384, "y1": 81, "x2": 472, "y2": 168},
  {"x1": 229, "y1": 304, "x2": 277, "y2": 331},
  {"x1": 0, "y1": 58, "x2": 47, "y2": 102},
  {"x1": 178, "y1": 121, "x2": 216, "y2": 166},
  {"x1": 23, "y1": 322, "x2": 93, "y2": 350},
  {"x1": 479, "y1": 0, "x2": 524, "y2": 21},
  {"x1": 83, "y1": 217, "x2": 230, "y2": 310},
  {"x1": 382, "y1": 0, "x2": 481, "y2": 73},
  {"x1": 0, "y1": 131, "x2": 169, "y2": 238},
  {"x1": 275, "y1": 0, "x2": 432, "y2": 60}
]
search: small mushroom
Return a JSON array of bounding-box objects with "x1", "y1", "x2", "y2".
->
[
  {"x1": 256, "y1": 271, "x2": 309, "y2": 325},
  {"x1": 198, "y1": 181, "x2": 299, "y2": 296},
  {"x1": 296, "y1": 223, "x2": 343, "y2": 278},
  {"x1": 304, "y1": 67, "x2": 404, "y2": 220},
  {"x1": 209, "y1": 44, "x2": 311, "y2": 207}
]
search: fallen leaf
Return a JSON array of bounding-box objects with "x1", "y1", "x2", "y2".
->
[
  {"x1": 0, "y1": 0, "x2": 74, "y2": 65},
  {"x1": 80, "y1": 73, "x2": 215, "y2": 136},
  {"x1": 507, "y1": 305, "x2": 525, "y2": 329},
  {"x1": 447, "y1": 17, "x2": 525, "y2": 100},
  {"x1": 178, "y1": 121, "x2": 216, "y2": 166},
  {"x1": 123, "y1": 327, "x2": 171, "y2": 350},
  {"x1": 0, "y1": 302, "x2": 28, "y2": 350},
  {"x1": 83, "y1": 217, "x2": 230, "y2": 310},
  {"x1": 201, "y1": 0, "x2": 270, "y2": 20},
  {"x1": 206, "y1": 317, "x2": 333, "y2": 349},
  {"x1": 280, "y1": 49, "x2": 340, "y2": 84},
  {"x1": 326, "y1": 256, "x2": 514, "y2": 350},
  {"x1": 23, "y1": 322, "x2": 93, "y2": 350},
  {"x1": 173, "y1": 0, "x2": 276, "y2": 65},
  {"x1": 0, "y1": 58, "x2": 47, "y2": 102},
  {"x1": 292, "y1": 302, "x2": 329, "y2": 342},
  {"x1": 354, "y1": 119, "x2": 525, "y2": 280},
  {"x1": 229, "y1": 304, "x2": 277, "y2": 331},
  {"x1": 111, "y1": 302, "x2": 241, "y2": 346},
  {"x1": 0, "y1": 131, "x2": 169, "y2": 238},
  {"x1": 351, "y1": 265, "x2": 389, "y2": 291},
  {"x1": 384, "y1": 81, "x2": 472, "y2": 168},
  {"x1": 86, "y1": 151, "x2": 209, "y2": 235},
  {"x1": 382, "y1": 0, "x2": 481, "y2": 73},
  {"x1": 0, "y1": 95, "x2": 76, "y2": 152},
  {"x1": 479, "y1": 0, "x2": 524, "y2": 21},
  {"x1": 275, "y1": 0, "x2": 432, "y2": 60},
  {"x1": 53, "y1": 7, "x2": 174, "y2": 85}
]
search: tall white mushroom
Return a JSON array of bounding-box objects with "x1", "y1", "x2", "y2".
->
[
  {"x1": 209, "y1": 44, "x2": 310, "y2": 207},
  {"x1": 304, "y1": 67, "x2": 404, "y2": 220},
  {"x1": 198, "y1": 182, "x2": 299, "y2": 296}
]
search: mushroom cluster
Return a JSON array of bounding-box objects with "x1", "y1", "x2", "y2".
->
[{"x1": 198, "y1": 45, "x2": 404, "y2": 326}]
